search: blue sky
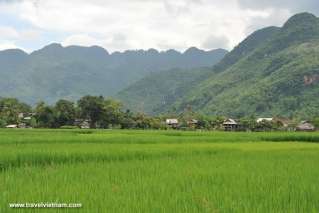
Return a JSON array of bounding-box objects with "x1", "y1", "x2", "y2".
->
[{"x1": 0, "y1": 0, "x2": 318, "y2": 53}]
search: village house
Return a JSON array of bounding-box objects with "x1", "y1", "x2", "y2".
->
[
  {"x1": 18, "y1": 112, "x2": 35, "y2": 119},
  {"x1": 16, "y1": 112, "x2": 35, "y2": 128},
  {"x1": 187, "y1": 119, "x2": 198, "y2": 128},
  {"x1": 18, "y1": 123, "x2": 27, "y2": 128},
  {"x1": 296, "y1": 121, "x2": 315, "y2": 132},
  {"x1": 23, "y1": 116, "x2": 32, "y2": 121},
  {"x1": 18, "y1": 113, "x2": 24, "y2": 119},
  {"x1": 6, "y1": 124, "x2": 18, "y2": 128},
  {"x1": 166, "y1": 119, "x2": 179, "y2": 129},
  {"x1": 223, "y1": 119, "x2": 239, "y2": 131},
  {"x1": 80, "y1": 120, "x2": 90, "y2": 129},
  {"x1": 274, "y1": 117, "x2": 293, "y2": 128},
  {"x1": 257, "y1": 118, "x2": 273, "y2": 123},
  {"x1": 74, "y1": 119, "x2": 91, "y2": 129}
]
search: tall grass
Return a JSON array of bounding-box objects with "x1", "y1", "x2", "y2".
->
[
  {"x1": 262, "y1": 134, "x2": 319, "y2": 143},
  {"x1": 0, "y1": 129, "x2": 319, "y2": 212}
]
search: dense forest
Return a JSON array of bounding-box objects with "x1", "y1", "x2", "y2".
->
[{"x1": 118, "y1": 13, "x2": 319, "y2": 119}]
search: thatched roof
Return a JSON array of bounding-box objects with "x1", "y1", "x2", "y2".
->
[
  {"x1": 257, "y1": 118, "x2": 273, "y2": 123},
  {"x1": 166, "y1": 119, "x2": 178, "y2": 124},
  {"x1": 296, "y1": 121, "x2": 315, "y2": 131},
  {"x1": 6, "y1": 124, "x2": 18, "y2": 128},
  {"x1": 223, "y1": 119, "x2": 237, "y2": 125}
]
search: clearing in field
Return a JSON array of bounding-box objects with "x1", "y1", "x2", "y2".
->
[{"x1": 1, "y1": 129, "x2": 319, "y2": 212}]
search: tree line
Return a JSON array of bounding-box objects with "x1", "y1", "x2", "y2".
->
[
  {"x1": 0, "y1": 96, "x2": 318, "y2": 130},
  {"x1": 0, "y1": 96, "x2": 167, "y2": 129}
]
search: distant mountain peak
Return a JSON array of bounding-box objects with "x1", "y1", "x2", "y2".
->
[
  {"x1": 88, "y1": 45, "x2": 109, "y2": 55},
  {"x1": 207, "y1": 48, "x2": 229, "y2": 54},
  {"x1": 283, "y1": 12, "x2": 318, "y2": 29},
  {"x1": 184, "y1": 47, "x2": 204, "y2": 55},
  {"x1": 147, "y1": 48, "x2": 159, "y2": 55},
  {"x1": 0, "y1": 48, "x2": 27, "y2": 56},
  {"x1": 30, "y1": 43, "x2": 64, "y2": 56},
  {"x1": 43, "y1": 43, "x2": 63, "y2": 50},
  {"x1": 164, "y1": 49, "x2": 181, "y2": 55}
]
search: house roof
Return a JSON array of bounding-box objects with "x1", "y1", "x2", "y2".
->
[
  {"x1": 257, "y1": 118, "x2": 273, "y2": 123},
  {"x1": 166, "y1": 119, "x2": 178, "y2": 124},
  {"x1": 223, "y1": 119, "x2": 237, "y2": 125},
  {"x1": 6, "y1": 124, "x2": 18, "y2": 128},
  {"x1": 188, "y1": 119, "x2": 198, "y2": 124},
  {"x1": 296, "y1": 121, "x2": 315, "y2": 130}
]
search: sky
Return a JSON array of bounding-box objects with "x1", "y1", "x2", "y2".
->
[{"x1": 0, "y1": 0, "x2": 318, "y2": 53}]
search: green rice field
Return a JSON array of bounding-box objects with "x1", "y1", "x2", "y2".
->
[{"x1": 1, "y1": 129, "x2": 319, "y2": 212}]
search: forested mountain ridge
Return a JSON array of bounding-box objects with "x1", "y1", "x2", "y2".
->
[
  {"x1": 118, "y1": 13, "x2": 319, "y2": 119},
  {"x1": 0, "y1": 44, "x2": 227, "y2": 104},
  {"x1": 117, "y1": 67, "x2": 212, "y2": 114}
]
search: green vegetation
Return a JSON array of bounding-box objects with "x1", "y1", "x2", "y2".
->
[
  {"x1": 118, "y1": 13, "x2": 319, "y2": 118},
  {"x1": 1, "y1": 129, "x2": 319, "y2": 212},
  {"x1": 117, "y1": 68, "x2": 211, "y2": 114},
  {"x1": 2, "y1": 96, "x2": 318, "y2": 131},
  {"x1": 0, "y1": 45, "x2": 227, "y2": 104},
  {"x1": 0, "y1": 96, "x2": 166, "y2": 129},
  {"x1": 0, "y1": 98, "x2": 31, "y2": 126}
]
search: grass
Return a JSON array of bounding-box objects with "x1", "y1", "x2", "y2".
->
[{"x1": 0, "y1": 129, "x2": 319, "y2": 212}]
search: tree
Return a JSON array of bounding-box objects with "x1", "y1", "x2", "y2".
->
[
  {"x1": 0, "y1": 98, "x2": 31, "y2": 125},
  {"x1": 196, "y1": 114, "x2": 214, "y2": 129},
  {"x1": 211, "y1": 116, "x2": 225, "y2": 130},
  {"x1": 0, "y1": 118, "x2": 7, "y2": 128},
  {"x1": 312, "y1": 117, "x2": 319, "y2": 129},
  {"x1": 255, "y1": 120, "x2": 273, "y2": 131},
  {"x1": 239, "y1": 116, "x2": 257, "y2": 131},
  {"x1": 54, "y1": 100, "x2": 76, "y2": 127},
  {"x1": 120, "y1": 110, "x2": 136, "y2": 129},
  {"x1": 77, "y1": 96, "x2": 105, "y2": 128},
  {"x1": 34, "y1": 102, "x2": 56, "y2": 128},
  {"x1": 134, "y1": 113, "x2": 152, "y2": 129},
  {"x1": 149, "y1": 117, "x2": 165, "y2": 129},
  {"x1": 99, "y1": 99, "x2": 123, "y2": 128}
]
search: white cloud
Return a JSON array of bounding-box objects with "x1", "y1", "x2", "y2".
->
[
  {"x1": 244, "y1": 8, "x2": 291, "y2": 34},
  {"x1": 20, "y1": 29, "x2": 41, "y2": 40},
  {"x1": 0, "y1": 26, "x2": 19, "y2": 39},
  {"x1": 201, "y1": 35, "x2": 230, "y2": 50},
  {"x1": 0, "y1": 25, "x2": 41, "y2": 51},
  {"x1": 0, "y1": 0, "x2": 314, "y2": 52},
  {"x1": 0, "y1": 40, "x2": 21, "y2": 50},
  {"x1": 62, "y1": 33, "x2": 133, "y2": 51},
  {"x1": 237, "y1": 0, "x2": 319, "y2": 14},
  {"x1": 0, "y1": 26, "x2": 41, "y2": 41},
  {"x1": 62, "y1": 34, "x2": 101, "y2": 47}
]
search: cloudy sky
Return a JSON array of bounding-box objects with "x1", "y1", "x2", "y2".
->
[{"x1": 0, "y1": 0, "x2": 318, "y2": 53}]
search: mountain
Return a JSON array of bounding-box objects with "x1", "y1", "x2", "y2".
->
[
  {"x1": 118, "y1": 13, "x2": 319, "y2": 119},
  {"x1": 0, "y1": 45, "x2": 228, "y2": 104},
  {"x1": 117, "y1": 67, "x2": 211, "y2": 114}
]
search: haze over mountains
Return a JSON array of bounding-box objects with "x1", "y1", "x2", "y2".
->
[
  {"x1": 118, "y1": 12, "x2": 319, "y2": 118},
  {"x1": 0, "y1": 45, "x2": 227, "y2": 104}
]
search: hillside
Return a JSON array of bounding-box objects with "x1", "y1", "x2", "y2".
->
[
  {"x1": 0, "y1": 45, "x2": 227, "y2": 104},
  {"x1": 118, "y1": 13, "x2": 319, "y2": 118},
  {"x1": 116, "y1": 68, "x2": 211, "y2": 114}
]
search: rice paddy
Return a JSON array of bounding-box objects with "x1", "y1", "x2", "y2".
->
[{"x1": 1, "y1": 129, "x2": 319, "y2": 212}]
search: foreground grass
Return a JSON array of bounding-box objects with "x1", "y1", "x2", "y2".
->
[{"x1": 0, "y1": 129, "x2": 319, "y2": 212}]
